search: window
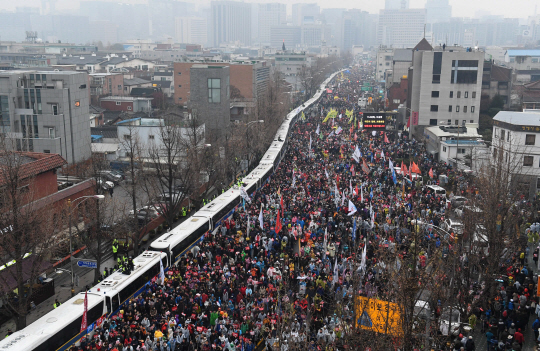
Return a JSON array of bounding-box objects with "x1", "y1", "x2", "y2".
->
[
  {"x1": 178, "y1": 85, "x2": 182, "y2": 88},
  {"x1": 451, "y1": 60, "x2": 479, "y2": 84},
  {"x1": 449, "y1": 91, "x2": 454, "y2": 98},
  {"x1": 43, "y1": 150, "x2": 50, "y2": 153},
  {"x1": 448, "y1": 106, "x2": 452, "y2": 112},
  {"x1": 471, "y1": 106, "x2": 475, "y2": 113},
  {"x1": 430, "y1": 105, "x2": 439, "y2": 112},
  {"x1": 431, "y1": 91, "x2": 440, "y2": 98},
  {"x1": 208, "y1": 78, "x2": 221, "y2": 103},
  {"x1": 500, "y1": 129, "x2": 505, "y2": 140},
  {"x1": 432, "y1": 74, "x2": 440, "y2": 84},
  {"x1": 48, "y1": 127, "x2": 55, "y2": 139},
  {"x1": 443, "y1": 146, "x2": 447, "y2": 152},
  {"x1": 127, "y1": 106, "x2": 132, "y2": 110},
  {"x1": 470, "y1": 120, "x2": 474, "y2": 123},
  {"x1": 526, "y1": 134, "x2": 536, "y2": 146},
  {"x1": 458, "y1": 148, "x2": 466, "y2": 154},
  {"x1": 462, "y1": 120, "x2": 466, "y2": 126},
  {"x1": 124, "y1": 135, "x2": 131, "y2": 140},
  {"x1": 429, "y1": 119, "x2": 437, "y2": 126},
  {"x1": 149, "y1": 135, "x2": 155, "y2": 140},
  {"x1": 74, "y1": 101, "x2": 80, "y2": 107},
  {"x1": 116, "y1": 101, "x2": 121, "y2": 105},
  {"x1": 524, "y1": 156, "x2": 534, "y2": 167},
  {"x1": 463, "y1": 106, "x2": 467, "y2": 113},
  {"x1": 456, "y1": 106, "x2": 460, "y2": 112},
  {"x1": 178, "y1": 72, "x2": 182, "y2": 75},
  {"x1": 455, "y1": 119, "x2": 459, "y2": 125},
  {"x1": 464, "y1": 91, "x2": 469, "y2": 98},
  {"x1": 447, "y1": 119, "x2": 451, "y2": 125},
  {"x1": 507, "y1": 132, "x2": 510, "y2": 142},
  {"x1": 457, "y1": 91, "x2": 461, "y2": 98},
  {"x1": 537, "y1": 178, "x2": 540, "y2": 189},
  {"x1": 493, "y1": 148, "x2": 497, "y2": 158},
  {"x1": 472, "y1": 91, "x2": 476, "y2": 98},
  {"x1": 118, "y1": 85, "x2": 122, "y2": 90},
  {"x1": 52, "y1": 104, "x2": 58, "y2": 115}
]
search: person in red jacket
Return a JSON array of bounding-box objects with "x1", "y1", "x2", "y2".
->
[{"x1": 513, "y1": 328, "x2": 524, "y2": 346}]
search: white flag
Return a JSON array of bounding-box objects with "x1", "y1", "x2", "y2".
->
[
  {"x1": 309, "y1": 135, "x2": 312, "y2": 152},
  {"x1": 323, "y1": 227, "x2": 328, "y2": 259},
  {"x1": 335, "y1": 126, "x2": 343, "y2": 135},
  {"x1": 159, "y1": 255, "x2": 165, "y2": 285},
  {"x1": 240, "y1": 186, "x2": 251, "y2": 203},
  {"x1": 247, "y1": 213, "x2": 250, "y2": 236},
  {"x1": 315, "y1": 124, "x2": 320, "y2": 135},
  {"x1": 381, "y1": 150, "x2": 385, "y2": 161},
  {"x1": 259, "y1": 205, "x2": 264, "y2": 229},
  {"x1": 352, "y1": 145, "x2": 361, "y2": 163},
  {"x1": 348, "y1": 200, "x2": 357, "y2": 216},
  {"x1": 341, "y1": 191, "x2": 346, "y2": 206},
  {"x1": 292, "y1": 171, "x2": 296, "y2": 188},
  {"x1": 370, "y1": 202, "x2": 374, "y2": 228},
  {"x1": 360, "y1": 240, "x2": 367, "y2": 274},
  {"x1": 389, "y1": 159, "x2": 394, "y2": 170},
  {"x1": 349, "y1": 179, "x2": 353, "y2": 195},
  {"x1": 328, "y1": 130, "x2": 335, "y2": 138},
  {"x1": 333, "y1": 256, "x2": 339, "y2": 286},
  {"x1": 325, "y1": 168, "x2": 329, "y2": 179}
]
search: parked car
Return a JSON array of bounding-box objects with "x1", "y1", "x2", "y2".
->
[
  {"x1": 97, "y1": 178, "x2": 114, "y2": 190},
  {"x1": 129, "y1": 205, "x2": 161, "y2": 222},
  {"x1": 450, "y1": 196, "x2": 468, "y2": 208},
  {"x1": 441, "y1": 218, "x2": 464, "y2": 236},
  {"x1": 97, "y1": 170, "x2": 122, "y2": 184}
]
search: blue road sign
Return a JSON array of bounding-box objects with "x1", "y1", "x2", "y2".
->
[{"x1": 77, "y1": 260, "x2": 97, "y2": 269}]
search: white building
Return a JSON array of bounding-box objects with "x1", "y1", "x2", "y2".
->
[
  {"x1": 376, "y1": 47, "x2": 394, "y2": 82},
  {"x1": 117, "y1": 118, "x2": 205, "y2": 160},
  {"x1": 410, "y1": 41, "x2": 484, "y2": 137},
  {"x1": 258, "y1": 3, "x2": 286, "y2": 46},
  {"x1": 423, "y1": 124, "x2": 483, "y2": 162},
  {"x1": 492, "y1": 111, "x2": 540, "y2": 198},
  {"x1": 377, "y1": 8, "x2": 426, "y2": 48},
  {"x1": 175, "y1": 17, "x2": 208, "y2": 46}
]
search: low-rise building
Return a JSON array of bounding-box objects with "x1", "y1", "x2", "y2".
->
[
  {"x1": 481, "y1": 61, "x2": 512, "y2": 109},
  {"x1": 492, "y1": 111, "x2": 540, "y2": 198},
  {"x1": 100, "y1": 96, "x2": 153, "y2": 113},
  {"x1": 423, "y1": 124, "x2": 483, "y2": 162}
]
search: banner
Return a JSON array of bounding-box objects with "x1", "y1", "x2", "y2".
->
[
  {"x1": 80, "y1": 291, "x2": 88, "y2": 336},
  {"x1": 412, "y1": 111, "x2": 419, "y2": 126},
  {"x1": 323, "y1": 109, "x2": 338, "y2": 123},
  {"x1": 355, "y1": 297, "x2": 402, "y2": 336}
]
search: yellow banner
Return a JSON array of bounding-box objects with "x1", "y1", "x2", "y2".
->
[
  {"x1": 322, "y1": 109, "x2": 338, "y2": 123},
  {"x1": 301, "y1": 111, "x2": 306, "y2": 121},
  {"x1": 355, "y1": 297, "x2": 402, "y2": 336},
  {"x1": 346, "y1": 109, "x2": 353, "y2": 124}
]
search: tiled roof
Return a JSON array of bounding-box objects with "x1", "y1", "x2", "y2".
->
[
  {"x1": 0, "y1": 152, "x2": 66, "y2": 186},
  {"x1": 413, "y1": 38, "x2": 432, "y2": 51},
  {"x1": 490, "y1": 65, "x2": 511, "y2": 82}
]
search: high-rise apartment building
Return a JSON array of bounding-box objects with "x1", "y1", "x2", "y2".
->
[
  {"x1": 258, "y1": 3, "x2": 287, "y2": 46},
  {"x1": 292, "y1": 3, "x2": 320, "y2": 26},
  {"x1": 409, "y1": 40, "x2": 484, "y2": 135},
  {"x1": 211, "y1": 1, "x2": 252, "y2": 47},
  {"x1": 175, "y1": 17, "x2": 208, "y2": 45},
  {"x1": 0, "y1": 70, "x2": 91, "y2": 164},
  {"x1": 425, "y1": 0, "x2": 452, "y2": 23},
  {"x1": 385, "y1": 0, "x2": 409, "y2": 10},
  {"x1": 342, "y1": 10, "x2": 377, "y2": 52},
  {"x1": 378, "y1": 9, "x2": 426, "y2": 48}
]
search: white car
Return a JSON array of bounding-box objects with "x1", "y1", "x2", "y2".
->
[{"x1": 97, "y1": 179, "x2": 114, "y2": 190}]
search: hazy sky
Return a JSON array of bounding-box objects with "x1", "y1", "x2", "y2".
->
[{"x1": 3, "y1": 0, "x2": 538, "y2": 19}]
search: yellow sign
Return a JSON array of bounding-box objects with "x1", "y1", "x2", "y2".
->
[{"x1": 355, "y1": 297, "x2": 402, "y2": 335}]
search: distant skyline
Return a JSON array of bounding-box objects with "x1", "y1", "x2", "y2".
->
[{"x1": 3, "y1": 0, "x2": 538, "y2": 20}]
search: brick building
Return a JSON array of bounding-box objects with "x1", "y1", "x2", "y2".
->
[
  {"x1": 89, "y1": 73, "x2": 124, "y2": 105},
  {"x1": 387, "y1": 77, "x2": 408, "y2": 111},
  {"x1": 173, "y1": 61, "x2": 270, "y2": 105},
  {"x1": 99, "y1": 96, "x2": 153, "y2": 113}
]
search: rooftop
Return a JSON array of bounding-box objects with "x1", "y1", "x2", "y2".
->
[
  {"x1": 507, "y1": 50, "x2": 540, "y2": 57},
  {"x1": 100, "y1": 96, "x2": 153, "y2": 102},
  {"x1": 0, "y1": 152, "x2": 67, "y2": 186},
  {"x1": 493, "y1": 111, "x2": 540, "y2": 126},
  {"x1": 441, "y1": 140, "x2": 485, "y2": 145},
  {"x1": 425, "y1": 124, "x2": 481, "y2": 138}
]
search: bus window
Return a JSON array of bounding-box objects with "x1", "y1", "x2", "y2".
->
[{"x1": 106, "y1": 296, "x2": 112, "y2": 314}]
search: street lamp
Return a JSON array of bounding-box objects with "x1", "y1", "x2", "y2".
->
[
  {"x1": 246, "y1": 120, "x2": 264, "y2": 172},
  {"x1": 67, "y1": 195, "x2": 105, "y2": 295}
]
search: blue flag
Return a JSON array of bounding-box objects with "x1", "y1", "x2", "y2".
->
[
  {"x1": 370, "y1": 189, "x2": 373, "y2": 200},
  {"x1": 392, "y1": 168, "x2": 397, "y2": 184},
  {"x1": 352, "y1": 217, "x2": 357, "y2": 242}
]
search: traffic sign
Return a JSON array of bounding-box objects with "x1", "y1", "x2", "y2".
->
[
  {"x1": 361, "y1": 87, "x2": 372, "y2": 91},
  {"x1": 363, "y1": 82, "x2": 371, "y2": 86},
  {"x1": 77, "y1": 259, "x2": 97, "y2": 269}
]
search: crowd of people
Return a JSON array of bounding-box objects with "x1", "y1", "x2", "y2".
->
[{"x1": 70, "y1": 66, "x2": 540, "y2": 351}]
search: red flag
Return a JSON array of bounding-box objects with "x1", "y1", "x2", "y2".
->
[
  {"x1": 354, "y1": 132, "x2": 357, "y2": 141},
  {"x1": 355, "y1": 185, "x2": 359, "y2": 195},
  {"x1": 411, "y1": 162, "x2": 421, "y2": 174},
  {"x1": 80, "y1": 291, "x2": 88, "y2": 336},
  {"x1": 275, "y1": 209, "x2": 282, "y2": 234},
  {"x1": 429, "y1": 168, "x2": 434, "y2": 179},
  {"x1": 401, "y1": 162, "x2": 408, "y2": 176},
  {"x1": 362, "y1": 159, "x2": 370, "y2": 174},
  {"x1": 280, "y1": 196, "x2": 284, "y2": 216},
  {"x1": 350, "y1": 164, "x2": 355, "y2": 176},
  {"x1": 406, "y1": 117, "x2": 411, "y2": 128},
  {"x1": 384, "y1": 133, "x2": 390, "y2": 143}
]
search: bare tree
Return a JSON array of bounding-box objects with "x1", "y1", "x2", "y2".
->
[{"x1": 0, "y1": 138, "x2": 58, "y2": 330}]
